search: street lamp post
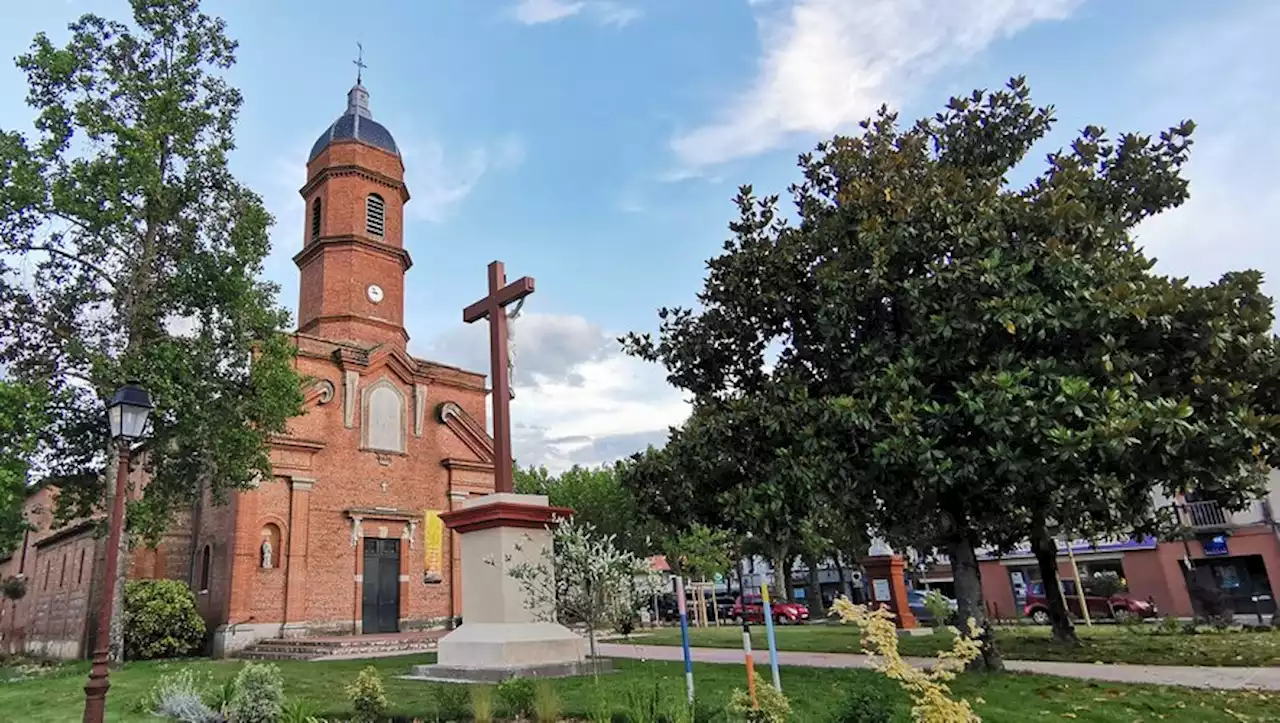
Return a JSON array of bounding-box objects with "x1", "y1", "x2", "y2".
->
[{"x1": 83, "y1": 383, "x2": 153, "y2": 723}]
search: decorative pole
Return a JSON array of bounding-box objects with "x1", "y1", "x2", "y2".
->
[
  {"x1": 675, "y1": 575, "x2": 695, "y2": 705},
  {"x1": 741, "y1": 618, "x2": 759, "y2": 709},
  {"x1": 761, "y1": 581, "x2": 782, "y2": 692}
]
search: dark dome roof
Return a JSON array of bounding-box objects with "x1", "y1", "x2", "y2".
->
[{"x1": 308, "y1": 83, "x2": 399, "y2": 162}]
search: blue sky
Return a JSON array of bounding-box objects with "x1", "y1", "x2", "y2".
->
[{"x1": 3, "y1": 0, "x2": 1277, "y2": 471}]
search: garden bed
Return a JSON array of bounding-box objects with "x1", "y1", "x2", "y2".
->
[{"x1": 0, "y1": 653, "x2": 1276, "y2": 722}]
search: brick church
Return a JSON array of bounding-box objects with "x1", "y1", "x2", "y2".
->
[{"x1": 0, "y1": 78, "x2": 497, "y2": 658}]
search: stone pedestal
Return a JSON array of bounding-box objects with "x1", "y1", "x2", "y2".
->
[
  {"x1": 863, "y1": 554, "x2": 918, "y2": 629},
  {"x1": 409, "y1": 494, "x2": 592, "y2": 682}
]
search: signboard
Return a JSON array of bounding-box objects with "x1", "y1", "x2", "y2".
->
[
  {"x1": 872, "y1": 578, "x2": 891, "y2": 602},
  {"x1": 978, "y1": 535, "x2": 1158, "y2": 561},
  {"x1": 423, "y1": 510, "x2": 445, "y2": 575},
  {"x1": 713, "y1": 572, "x2": 724, "y2": 584},
  {"x1": 1202, "y1": 534, "x2": 1229, "y2": 557}
]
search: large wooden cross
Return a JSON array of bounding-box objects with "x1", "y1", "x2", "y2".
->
[{"x1": 463, "y1": 260, "x2": 535, "y2": 494}]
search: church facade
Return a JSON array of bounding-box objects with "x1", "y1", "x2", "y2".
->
[
  {"x1": 0, "y1": 79, "x2": 497, "y2": 658},
  {"x1": 195, "y1": 78, "x2": 496, "y2": 655}
]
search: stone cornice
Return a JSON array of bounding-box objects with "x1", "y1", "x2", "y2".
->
[
  {"x1": 439, "y1": 501, "x2": 572, "y2": 534},
  {"x1": 270, "y1": 435, "x2": 327, "y2": 452},
  {"x1": 297, "y1": 314, "x2": 411, "y2": 346},
  {"x1": 344, "y1": 506, "x2": 420, "y2": 522},
  {"x1": 301, "y1": 162, "x2": 410, "y2": 203},
  {"x1": 292, "y1": 234, "x2": 413, "y2": 273},
  {"x1": 441, "y1": 458, "x2": 495, "y2": 474},
  {"x1": 437, "y1": 402, "x2": 494, "y2": 463}
]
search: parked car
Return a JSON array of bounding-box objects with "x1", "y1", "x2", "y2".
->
[
  {"x1": 1023, "y1": 581, "x2": 1158, "y2": 624},
  {"x1": 730, "y1": 594, "x2": 810, "y2": 624},
  {"x1": 906, "y1": 589, "x2": 958, "y2": 625}
]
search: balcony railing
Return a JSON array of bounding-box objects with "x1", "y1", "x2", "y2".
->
[{"x1": 1181, "y1": 500, "x2": 1232, "y2": 530}]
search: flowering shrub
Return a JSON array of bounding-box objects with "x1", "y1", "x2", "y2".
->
[
  {"x1": 226, "y1": 662, "x2": 285, "y2": 723},
  {"x1": 727, "y1": 684, "x2": 790, "y2": 723},
  {"x1": 830, "y1": 597, "x2": 982, "y2": 723},
  {"x1": 506, "y1": 516, "x2": 662, "y2": 674},
  {"x1": 345, "y1": 666, "x2": 388, "y2": 723}
]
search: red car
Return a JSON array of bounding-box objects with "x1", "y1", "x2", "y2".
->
[
  {"x1": 1023, "y1": 581, "x2": 1158, "y2": 624},
  {"x1": 730, "y1": 594, "x2": 810, "y2": 624}
]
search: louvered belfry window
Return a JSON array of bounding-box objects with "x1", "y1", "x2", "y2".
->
[
  {"x1": 311, "y1": 198, "x2": 322, "y2": 240},
  {"x1": 366, "y1": 193, "x2": 386, "y2": 237}
]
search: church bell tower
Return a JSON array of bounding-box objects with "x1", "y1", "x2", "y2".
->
[{"x1": 295, "y1": 70, "x2": 412, "y2": 348}]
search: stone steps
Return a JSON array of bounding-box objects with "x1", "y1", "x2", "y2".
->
[{"x1": 237, "y1": 635, "x2": 440, "y2": 661}]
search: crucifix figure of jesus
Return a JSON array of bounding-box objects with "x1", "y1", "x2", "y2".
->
[{"x1": 463, "y1": 260, "x2": 535, "y2": 494}]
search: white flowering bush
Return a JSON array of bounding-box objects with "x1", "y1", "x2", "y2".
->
[{"x1": 507, "y1": 516, "x2": 661, "y2": 675}]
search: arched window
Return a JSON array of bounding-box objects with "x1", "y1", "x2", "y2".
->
[
  {"x1": 199, "y1": 544, "x2": 212, "y2": 592},
  {"x1": 365, "y1": 193, "x2": 386, "y2": 238},
  {"x1": 310, "y1": 197, "x2": 322, "y2": 240},
  {"x1": 77, "y1": 549, "x2": 86, "y2": 585}
]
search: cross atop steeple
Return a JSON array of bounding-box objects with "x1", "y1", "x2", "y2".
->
[{"x1": 353, "y1": 42, "x2": 367, "y2": 86}]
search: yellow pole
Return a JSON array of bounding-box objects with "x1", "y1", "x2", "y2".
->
[{"x1": 1064, "y1": 535, "x2": 1092, "y2": 627}]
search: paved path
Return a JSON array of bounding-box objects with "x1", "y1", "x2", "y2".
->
[{"x1": 596, "y1": 643, "x2": 1280, "y2": 691}]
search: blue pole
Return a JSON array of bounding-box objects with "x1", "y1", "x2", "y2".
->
[
  {"x1": 761, "y1": 582, "x2": 781, "y2": 692},
  {"x1": 675, "y1": 576, "x2": 695, "y2": 704}
]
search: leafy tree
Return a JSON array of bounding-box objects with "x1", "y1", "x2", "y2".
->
[
  {"x1": 506, "y1": 516, "x2": 660, "y2": 678},
  {"x1": 0, "y1": 0, "x2": 303, "y2": 660},
  {"x1": 663, "y1": 523, "x2": 734, "y2": 582},
  {"x1": 0, "y1": 380, "x2": 45, "y2": 555},
  {"x1": 514, "y1": 462, "x2": 661, "y2": 557},
  {"x1": 620, "y1": 394, "x2": 859, "y2": 603},
  {"x1": 622, "y1": 77, "x2": 1280, "y2": 667}
]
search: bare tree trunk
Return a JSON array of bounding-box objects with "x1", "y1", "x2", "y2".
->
[
  {"x1": 803, "y1": 553, "x2": 826, "y2": 618},
  {"x1": 948, "y1": 534, "x2": 1003, "y2": 672},
  {"x1": 86, "y1": 445, "x2": 128, "y2": 663},
  {"x1": 771, "y1": 548, "x2": 791, "y2": 602},
  {"x1": 1031, "y1": 514, "x2": 1078, "y2": 645},
  {"x1": 834, "y1": 551, "x2": 849, "y2": 599}
]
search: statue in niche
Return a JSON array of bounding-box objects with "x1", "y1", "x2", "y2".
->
[{"x1": 260, "y1": 539, "x2": 273, "y2": 569}]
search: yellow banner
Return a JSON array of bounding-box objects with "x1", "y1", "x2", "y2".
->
[{"x1": 424, "y1": 510, "x2": 444, "y2": 574}]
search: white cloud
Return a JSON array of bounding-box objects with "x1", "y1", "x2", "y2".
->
[
  {"x1": 509, "y1": 0, "x2": 641, "y2": 27},
  {"x1": 512, "y1": 0, "x2": 586, "y2": 25},
  {"x1": 418, "y1": 312, "x2": 689, "y2": 472},
  {"x1": 1131, "y1": 3, "x2": 1280, "y2": 298},
  {"x1": 670, "y1": 0, "x2": 1079, "y2": 170},
  {"x1": 591, "y1": 1, "x2": 642, "y2": 27},
  {"x1": 399, "y1": 133, "x2": 526, "y2": 223}
]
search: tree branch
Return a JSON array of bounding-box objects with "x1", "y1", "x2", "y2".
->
[{"x1": 9, "y1": 244, "x2": 116, "y2": 287}]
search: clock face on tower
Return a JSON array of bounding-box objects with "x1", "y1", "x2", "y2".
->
[{"x1": 366, "y1": 284, "x2": 384, "y2": 304}]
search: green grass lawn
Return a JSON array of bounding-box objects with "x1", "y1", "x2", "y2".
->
[
  {"x1": 633, "y1": 622, "x2": 1280, "y2": 667},
  {"x1": 1, "y1": 653, "x2": 1277, "y2": 722}
]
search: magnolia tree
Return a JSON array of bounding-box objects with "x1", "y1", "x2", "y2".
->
[{"x1": 505, "y1": 516, "x2": 662, "y2": 676}]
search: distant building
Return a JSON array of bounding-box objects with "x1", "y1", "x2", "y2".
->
[{"x1": 918, "y1": 474, "x2": 1280, "y2": 621}]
